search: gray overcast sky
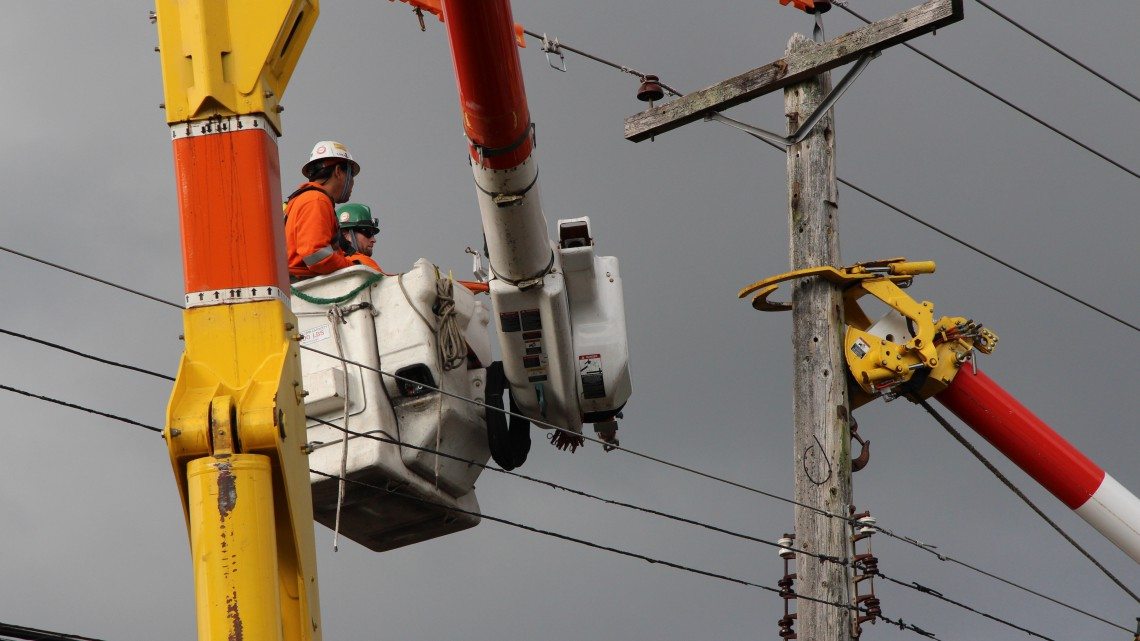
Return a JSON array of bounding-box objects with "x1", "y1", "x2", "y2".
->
[{"x1": 2, "y1": 1, "x2": 1138, "y2": 640}]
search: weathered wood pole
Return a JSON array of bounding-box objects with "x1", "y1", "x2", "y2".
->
[{"x1": 785, "y1": 32, "x2": 853, "y2": 641}]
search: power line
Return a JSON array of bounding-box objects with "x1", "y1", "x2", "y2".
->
[
  {"x1": 511, "y1": 30, "x2": 1140, "y2": 335},
  {"x1": 310, "y1": 468, "x2": 943, "y2": 639},
  {"x1": 306, "y1": 415, "x2": 846, "y2": 565},
  {"x1": 0, "y1": 328, "x2": 175, "y2": 382},
  {"x1": 0, "y1": 622, "x2": 107, "y2": 641},
  {"x1": 970, "y1": 0, "x2": 1140, "y2": 104},
  {"x1": 5, "y1": 334, "x2": 1131, "y2": 635},
  {"x1": 0, "y1": 322, "x2": 844, "y2": 564},
  {"x1": 520, "y1": 29, "x2": 684, "y2": 98},
  {"x1": 0, "y1": 382, "x2": 940, "y2": 639},
  {"x1": 0, "y1": 245, "x2": 182, "y2": 310},
  {"x1": 731, "y1": 124, "x2": 1140, "y2": 335},
  {"x1": 5, "y1": 247, "x2": 1135, "y2": 622},
  {"x1": 834, "y1": 177, "x2": 1140, "y2": 334},
  {"x1": 875, "y1": 526, "x2": 1134, "y2": 634},
  {"x1": 7, "y1": 325, "x2": 1131, "y2": 635},
  {"x1": 877, "y1": 572, "x2": 1059, "y2": 641},
  {"x1": 298, "y1": 341, "x2": 855, "y2": 521},
  {"x1": 916, "y1": 397, "x2": 1140, "y2": 605},
  {"x1": 835, "y1": 4, "x2": 1140, "y2": 181},
  {"x1": 0, "y1": 383, "x2": 162, "y2": 434}
]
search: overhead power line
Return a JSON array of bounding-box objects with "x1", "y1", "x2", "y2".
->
[
  {"x1": 0, "y1": 246, "x2": 181, "y2": 310},
  {"x1": 306, "y1": 414, "x2": 844, "y2": 565},
  {"x1": 4, "y1": 324, "x2": 1132, "y2": 634},
  {"x1": 877, "y1": 572, "x2": 1059, "y2": 641},
  {"x1": 0, "y1": 323, "x2": 841, "y2": 564},
  {"x1": 313, "y1": 467, "x2": 943, "y2": 639},
  {"x1": 0, "y1": 622, "x2": 107, "y2": 641},
  {"x1": 0, "y1": 383, "x2": 162, "y2": 434},
  {"x1": 510, "y1": 29, "x2": 1140, "y2": 335},
  {"x1": 0, "y1": 328, "x2": 175, "y2": 382},
  {"x1": 916, "y1": 397, "x2": 1140, "y2": 605},
  {"x1": 836, "y1": 4, "x2": 1140, "y2": 181},
  {"x1": 970, "y1": 0, "x2": 1140, "y2": 104},
  {"x1": 0, "y1": 382, "x2": 941, "y2": 640}
]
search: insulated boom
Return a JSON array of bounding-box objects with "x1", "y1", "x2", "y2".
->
[{"x1": 937, "y1": 368, "x2": 1140, "y2": 563}]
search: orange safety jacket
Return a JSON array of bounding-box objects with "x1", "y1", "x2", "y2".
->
[
  {"x1": 284, "y1": 182, "x2": 354, "y2": 280},
  {"x1": 346, "y1": 253, "x2": 381, "y2": 271}
]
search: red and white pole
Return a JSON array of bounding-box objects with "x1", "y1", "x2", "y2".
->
[{"x1": 936, "y1": 367, "x2": 1140, "y2": 563}]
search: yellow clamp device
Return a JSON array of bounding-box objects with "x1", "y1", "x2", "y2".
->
[{"x1": 739, "y1": 258, "x2": 997, "y2": 409}]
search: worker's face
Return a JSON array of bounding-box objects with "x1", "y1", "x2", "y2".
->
[
  {"x1": 332, "y1": 164, "x2": 355, "y2": 203},
  {"x1": 353, "y1": 228, "x2": 376, "y2": 256}
]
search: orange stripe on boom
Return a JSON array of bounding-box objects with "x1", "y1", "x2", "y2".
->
[{"x1": 172, "y1": 129, "x2": 288, "y2": 293}]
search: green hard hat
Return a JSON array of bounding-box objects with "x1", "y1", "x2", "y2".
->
[{"x1": 336, "y1": 203, "x2": 379, "y2": 234}]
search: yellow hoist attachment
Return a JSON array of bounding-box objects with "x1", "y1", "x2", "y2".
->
[
  {"x1": 155, "y1": 0, "x2": 319, "y2": 131},
  {"x1": 739, "y1": 258, "x2": 997, "y2": 409}
]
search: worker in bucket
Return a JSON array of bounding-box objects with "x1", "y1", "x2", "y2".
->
[
  {"x1": 336, "y1": 203, "x2": 382, "y2": 272},
  {"x1": 284, "y1": 140, "x2": 361, "y2": 281}
]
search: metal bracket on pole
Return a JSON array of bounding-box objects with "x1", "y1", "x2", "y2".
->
[{"x1": 704, "y1": 50, "x2": 880, "y2": 147}]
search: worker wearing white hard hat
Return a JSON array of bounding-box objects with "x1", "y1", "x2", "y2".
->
[{"x1": 284, "y1": 140, "x2": 362, "y2": 280}]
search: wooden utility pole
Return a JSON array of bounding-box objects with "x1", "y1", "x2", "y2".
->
[
  {"x1": 785, "y1": 31, "x2": 852, "y2": 641},
  {"x1": 623, "y1": 2, "x2": 962, "y2": 637}
]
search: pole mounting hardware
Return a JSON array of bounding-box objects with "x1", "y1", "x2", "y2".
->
[
  {"x1": 739, "y1": 258, "x2": 998, "y2": 409},
  {"x1": 703, "y1": 51, "x2": 880, "y2": 148}
]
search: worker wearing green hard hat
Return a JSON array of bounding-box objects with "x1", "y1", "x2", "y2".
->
[{"x1": 336, "y1": 202, "x2": 381, "y2": 272}]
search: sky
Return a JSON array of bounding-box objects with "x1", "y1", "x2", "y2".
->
[{"x1": 1, "y1": 1, "x2": 1138, "y2": 640}]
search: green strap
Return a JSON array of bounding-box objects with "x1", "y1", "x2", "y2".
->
[{"x1": 291, "y1": 272, "x2": 384, "y2": 305}]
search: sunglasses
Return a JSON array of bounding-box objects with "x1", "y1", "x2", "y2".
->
[{"x1": 356, "y1": 228, "x2": 378, "y2": 239}]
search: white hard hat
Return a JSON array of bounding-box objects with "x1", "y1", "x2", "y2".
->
[{"x1": 302, "y1": 140, "x2": 360, "y2": 179}]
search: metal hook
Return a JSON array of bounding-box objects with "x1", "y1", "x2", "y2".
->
[{"x1": 851, "y1": 418, "x2": 870, "y2": 472}]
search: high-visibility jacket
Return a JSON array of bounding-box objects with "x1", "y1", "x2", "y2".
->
[
  {"x1": 346, "y1": 253, "x2": 381, "y2": 271},
  {"x1": 284, "y1": 182, "x2": 354, "y2": 280}
]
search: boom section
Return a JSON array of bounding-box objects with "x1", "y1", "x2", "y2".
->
[
  {"x1": 438, "y1": 0, "x2": 632, "y2": 441},
  {"x1": 155, "y1": 2, "x2": 323, "y2": 640}
]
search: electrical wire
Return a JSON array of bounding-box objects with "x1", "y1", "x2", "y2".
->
[
  {"x1": 3, "y1": 254, "x2": 1135, "y2": 632},
  {"x1": 877, "y1": 571, "x2": 1059, "y2": 641},
  {"x1": 0, "y1": 245, "x2": 182, "y2": 310},
  {"x1": 874, "y1": 524, "x2": 1134, "y2": 634},
  {"x1": 835, "y1": 4, "x2": 1140, "y2": 181},
  {"x1": 6, "y1": 326, "x2": 1130, "y2": 629},
  {"x1": 0, "y1": 622, "x2": 107, "y2": 641},
  {"x1": 0, "y1": 383, "x2": 162, "y2": 434},
  {"x1": 834, "y1": 177, "x2": 1140, "y2": 334},
  {"x1": 298, "y1": 342, "x2": 855, "y2": 521},
  {"x1": 0, "y1": 328, "x2": 175, "y2": 382},
  {"x1": 309, "y1": 468, "x2": 942, "y2": 640},
  {"x1": 305, "y1": 415, "x2": 846, "y2": 565},
  {"x1": 915, "y1": 397, "x2": 1140, "y2": 605},
  {"x1": 743, "y1": 128, "x2": 1138, "y2": 334},
  {"x1": 0, "y1": 323, "x2": 843, "y2": 564},
  {"x1": 969, "y1": 0, "x2": 1140, "y2": 105},
  {"x1": 0, "y1": 381, "x2": 940, "y2": 640},
  {"x1": 511, "y1": 30, "x2": 1140, "y2": 335},
  {"x1": 521, "y1": 29, "x2": 684, "y2": 98},
  {"x1": 5, "y1": 328, "x2": 1130, "y2": 633}
]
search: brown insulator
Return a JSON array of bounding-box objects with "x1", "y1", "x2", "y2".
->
[
  {"x1": 636, "y1": 75, "x2": 665, "y2": 102},
  {"x1": 778, "y1": 574, "x2": 797, "y2": 598},
  {"x1": 854, "y1": 552, "x2": 879, "y2": 576},
  {"x1": 778, "y1": 613, "x2": 798, "y2": 639}
]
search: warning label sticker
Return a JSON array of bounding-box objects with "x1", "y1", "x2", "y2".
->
[
  {"x1": 301, "y1": 323, "x2": 331, "y2": 346},
  {"x1": 850, "y1": 338, "x2": 870, "y2": 359},
  {"x1": 579, "y1": 354, "x2": 606, "y2": 399}
]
